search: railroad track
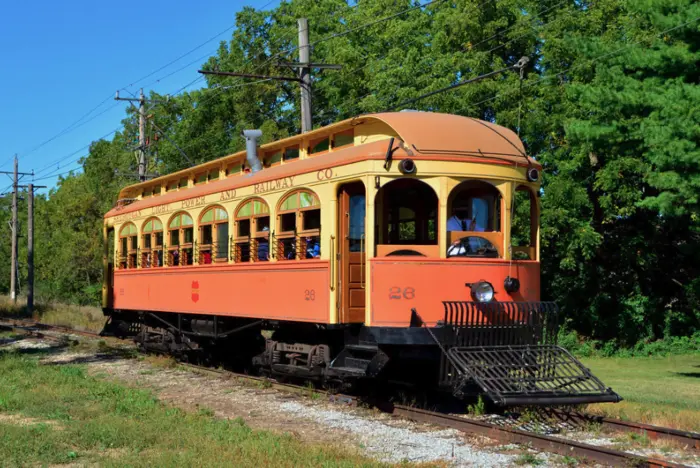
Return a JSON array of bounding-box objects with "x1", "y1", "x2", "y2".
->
[{"x1": 2, "y1": 318, "x2": 698, "y2": 467}]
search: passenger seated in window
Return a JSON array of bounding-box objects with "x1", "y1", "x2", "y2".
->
[
  {"x1": 305, "y1": 237, "x2": 320, "y2": 259},
  {"x1": 258, "y1": 226, "x2": 270, "y2": 261},
  {"x1": 172, "y1": 250, "x2": 179, "y2": 266},
  {"x1": 202, "y1": 251, "x2": 212, "y2": 264}
]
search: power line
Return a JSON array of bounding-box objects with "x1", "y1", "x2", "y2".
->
[
  {"x1": 32, "y1": 127, "x2": 120, "y2": 176},
  {"x1": 34, "y1": 166, "x2": 84, "y2": 182}
]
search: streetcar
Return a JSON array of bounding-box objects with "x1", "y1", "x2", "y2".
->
[{"x1": 102, "y1": 111, "x2": 619, "y2": 406}]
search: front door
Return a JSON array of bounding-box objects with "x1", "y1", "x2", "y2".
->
[{"x1": 338, "y1": 182, "x2": 366, "y2": 323}]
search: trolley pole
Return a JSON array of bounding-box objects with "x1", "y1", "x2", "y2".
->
[
  {"x1": 298, "y1": 18, "x2": 312, "y2": 133},
  {"x1": 10, "y1": 156, "x2": 18, "y2": 303}
]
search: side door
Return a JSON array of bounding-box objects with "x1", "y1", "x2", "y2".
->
[{"x1": 338, "y1": 182, "x2": 366, "y2": 323}]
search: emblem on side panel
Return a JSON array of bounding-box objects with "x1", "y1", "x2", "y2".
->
[{"x1": 191, "y1": 280, "x2": 200, "y2": 303}]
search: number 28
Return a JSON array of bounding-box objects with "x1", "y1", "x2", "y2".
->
[{"x1": 389, "y1": 287, "x2": 415, "y2": 300}]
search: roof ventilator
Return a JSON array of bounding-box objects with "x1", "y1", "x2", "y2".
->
[{"x1": 242, "y1": 129, "x2": 263, "y2": 174}]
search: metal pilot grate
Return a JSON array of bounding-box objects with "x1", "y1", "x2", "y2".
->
[
  {"x1": 437, "y1": 302, "x2": 620, "y2": 405},
  {"x1": 447, "y1": 345, "x2": 619, "y2": 405}
]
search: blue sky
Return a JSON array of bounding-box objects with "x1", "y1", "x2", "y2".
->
[{"x1": 0, "y1": 0, "x2": 279, "y2": 193}]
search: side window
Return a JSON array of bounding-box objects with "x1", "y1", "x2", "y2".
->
[
  {"x1": 198, "y1": 206, "x2": 229, "y2": 264},
  {"x1": 167, "y1": 212, "x2": 194, "y2": 266},
  {"x1": 511, "y1": 187, "x2": 537, "y2": 260},
  {"x1": 141, "y1": 218, "x2": 164, "y2": 268},
  {"x1": 118, "y1": 223, "x2": 138, "y2": 269},
  {"x1": 276, "y1": 190, "x2": 321, "y2": 260},
  {"x1": 234, "y1": 198, "x2": 270, "y2": 262}
]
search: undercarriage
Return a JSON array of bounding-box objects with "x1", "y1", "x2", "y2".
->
[{"x1": 102, "y1": 301, "x2": 621, "y2": 406}]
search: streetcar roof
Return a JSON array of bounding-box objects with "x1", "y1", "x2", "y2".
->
[{"x1": 107, "y1": 111, "x2": 537, "y2": 218}]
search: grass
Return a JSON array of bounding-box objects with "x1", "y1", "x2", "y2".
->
[
  {"x1": 0, "y1": 295, "x2": 105, "y2": 333},
  {"x1": 0, "y1": 348, "x2": 386, "y2": 467},
  {"x1": 513, "y1": 453, "x2": 543, "y2": 466},
  {"x1": 581, "y1": 354, "x2": 700, "y2": 432}
]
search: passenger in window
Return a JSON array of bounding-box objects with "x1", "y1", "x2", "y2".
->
[
  {"x1": 258, "y1": 226, "x2": 270, "y2": 261},
  {"x1": 305, "y1": 237, "x2": 320, "y2": 259},
  {"x1": 172, "y1": 250, "x2": 179, "y2": 266}
]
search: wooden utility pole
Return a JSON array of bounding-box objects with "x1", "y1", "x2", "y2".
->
[
  {"x1": 10, "y1": 156, "x2": 18, "y2": 303},
  {"x1": 115, "y1": 88, "x2": 148, "y2": 181},
  {"x1": 198, "y1": 18, "x2": 340, "y2": 134},
  {"x1": 0, "y1": 157, "x2": 34, "y2": 303},
  {"x1": 27, "y1": 183, "x2": 33, "y2": 314},
  {"x1": 298, "y1": 18, "x2": 312, "y2": 133},
  {"x1": 25, "y1": 183, "x2": 45, "y2": 315}
]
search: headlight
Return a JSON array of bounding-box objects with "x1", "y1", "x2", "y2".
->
[{"x1": 471, "y1": 281, "x2": 494, "y2": 302}]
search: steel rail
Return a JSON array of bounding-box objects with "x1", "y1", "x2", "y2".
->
[
  {"x1": 546, "y1": 409, "x2": 700, "y2": 451},
  {"x1": 1, "y1": 318, "x2": 697, "y2": 467},
  {"x1": 392, "y1": 405, "x2": 690, "y2": 468}
]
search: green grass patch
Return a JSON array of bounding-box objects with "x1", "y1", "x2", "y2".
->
[
  {"x1": 0, "y1": 349, "x2": 383, "y2": 467},
  {"x1": 581, "y1": 354, "x2": 700, "y2": 431},
  {"x1": 0, "y1": 295, "x2": 105, "y2": 333}
]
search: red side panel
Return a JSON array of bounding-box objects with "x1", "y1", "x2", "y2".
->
[
  {"x1": 113, "y1": 261, "x2": 330, "y2": 323},
  {"x1": 370, "y1": 258, "x2": 540, "y2": 327}
]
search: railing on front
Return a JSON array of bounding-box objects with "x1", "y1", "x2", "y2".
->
[{"x1": 441, "y1": 301, "x2": 559, "y2": 348}]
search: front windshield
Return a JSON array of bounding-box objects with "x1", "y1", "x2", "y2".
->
[{"x1": 447, "y1": 236, "x2": 498, "y2": 258}]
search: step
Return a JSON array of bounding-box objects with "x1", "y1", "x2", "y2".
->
[
  {"x1": 345, "y1": 343, "x2": 379, "y2": 353},
  {"x1": 327, "y1": 366, "x2": 367, "y2": 376}
]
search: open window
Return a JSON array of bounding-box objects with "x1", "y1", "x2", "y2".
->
[
  {"x1": 375, "y1": 179, "x2": 438, "y2": 257},
  {"x1": 511, "y1": 186, "x2": 538, "y2": 260},
  {"x1": 141, "y1": 218, "x2": 164, "y2": 268},
  {"x1": 234, "y1": 198, "x2": 270, "y2": 262},
  {"x1": 276, "y1": 190, "x2": 321, "y2": 260},
  {"x1": 446, "y1": 180, "x2": 503, "y2": 258},
  {"x1": 199, "y1": 206, "x2": 229, "y2": 264},
  {"x1": 118, "y1": 223, "x2": 138, "y2": 269},
  {"x1": 167, "y1": 212, "x2": 194, "y2": 266}
]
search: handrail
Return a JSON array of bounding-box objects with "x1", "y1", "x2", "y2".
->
[
  {"x1": 360, "y1": 233, "x2": 365, "y2": 289},
  {"x1": 330, "y1": 235, "x2": 335, "y2": 291}
]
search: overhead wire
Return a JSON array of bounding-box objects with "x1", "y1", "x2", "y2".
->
[{"x1": 14, "y1": 0, "x2": 282, "y2": 176}]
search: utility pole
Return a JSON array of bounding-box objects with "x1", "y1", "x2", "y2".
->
[
  {"x1": 25, "y1": 183, "x2": 45, "y2": 315},
  {"x1": 0, "y1": 157, "x2": 33, "y2": 304},
  {"x1": 198, "y1": 18, "x2": 340, "y2": 134},
  {"x1": 27, "y1": 183, "x2": 33, "y2": 314},
  {"x1": 298, "y1": 18, "x2": 312, "y2": 133},
  {"x1": 115, "y1": 88, "x2": 147, "y2": 181},
  {"x1": 10, "y1": 156, "x2": 18, "y2": 303}
]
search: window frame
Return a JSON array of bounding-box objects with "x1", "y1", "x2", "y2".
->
[
  {"x1": 198, "y1": 205, "x2": 229, "y2": 264},
  {"x1": 141, "y1": 217, "x2": 164, "y2": 268},
  {"x1": 118, "y1": 222, "x2": 138, "y2": 269},
  {"x1": 276, "y1": 189, "x2": 321, "y2": 261},
  {"x1": 234, "y1": 197, "x2": 270, "y2": 263},
  {"x1": 332, "y1": 129, "x2": 354, "y2": 149},
  {"x1": 167, "y1": 211, "x2": 194, "y2": 266}
]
